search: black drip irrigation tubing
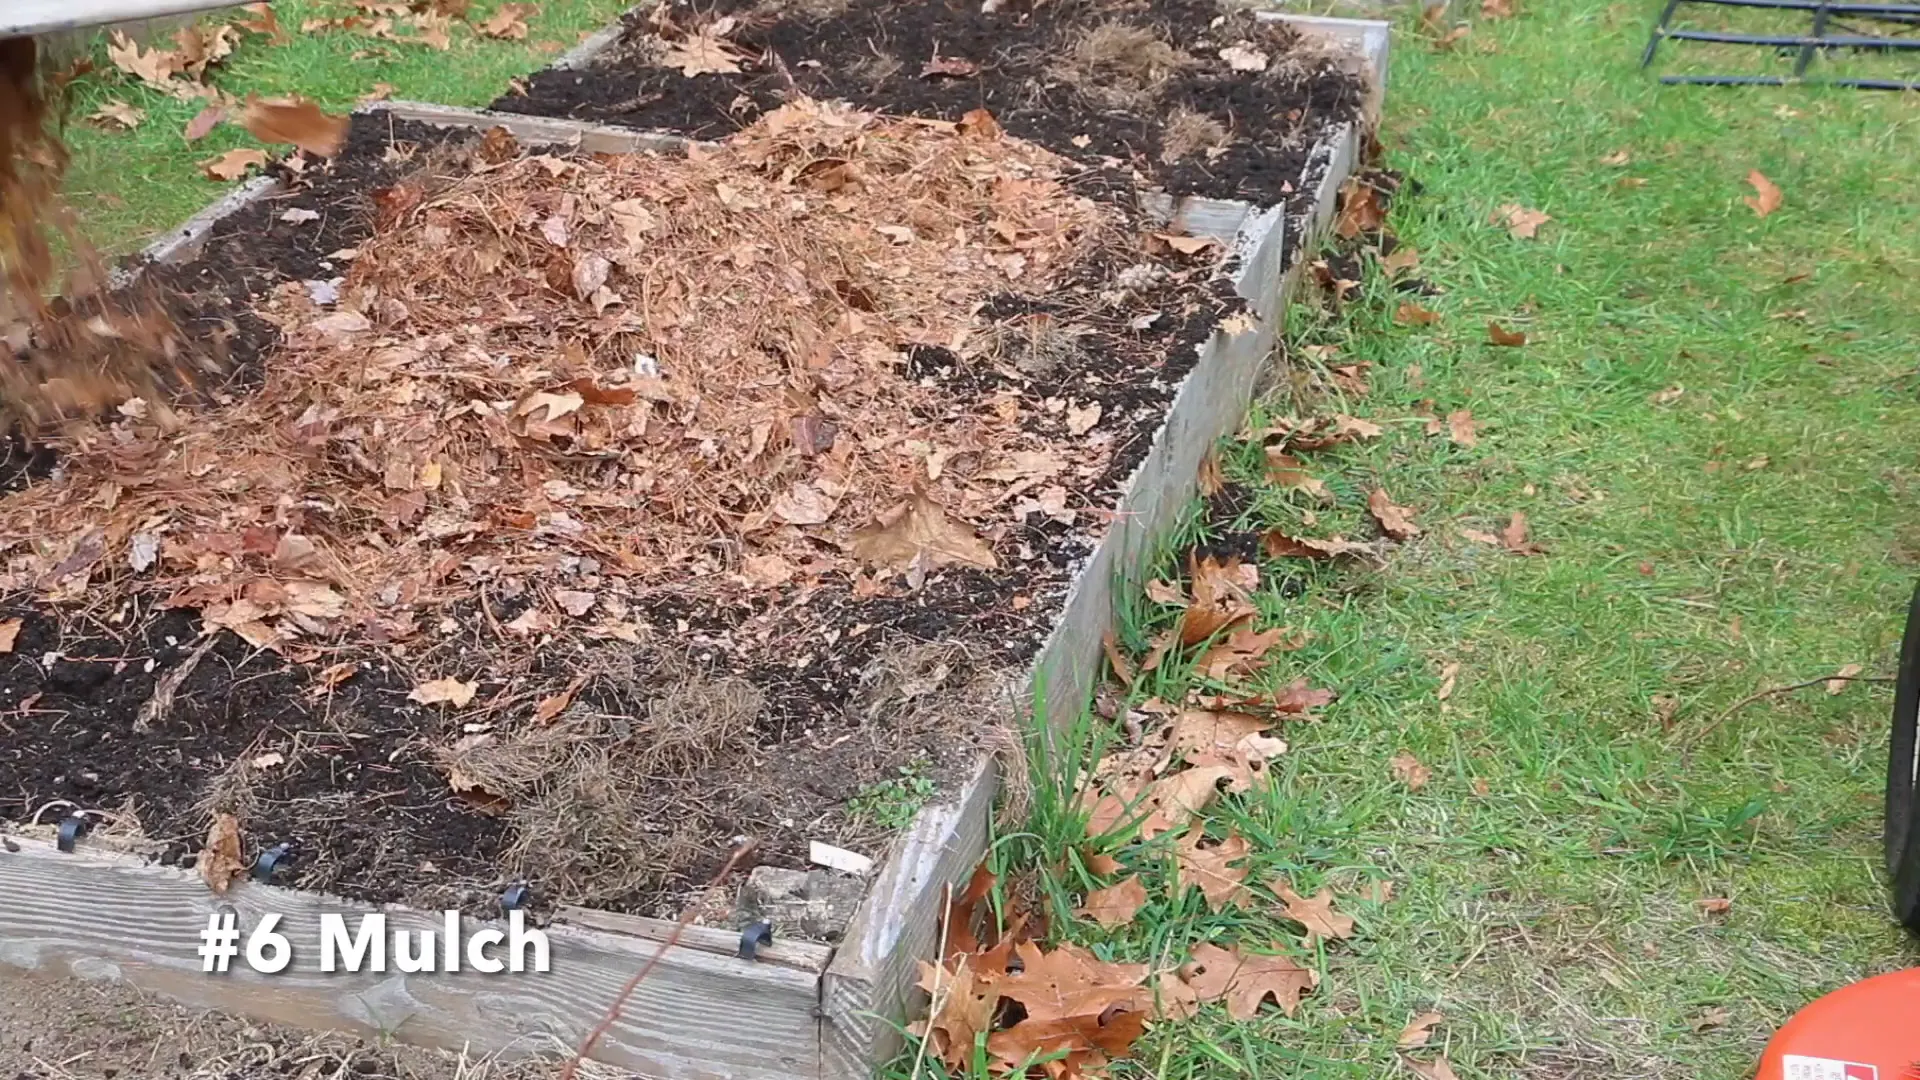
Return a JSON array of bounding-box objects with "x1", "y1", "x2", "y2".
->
[{"x1": 1643, "y1": 0, "x2": 1920, "y2": 89}]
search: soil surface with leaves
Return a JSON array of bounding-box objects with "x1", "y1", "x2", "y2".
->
[
  {"x1": 0, "y1": 100, "x2": 1245, "y2": 920},
  {"x1": 492, "y1": 0, "x2": 1364, "y2": 208}
]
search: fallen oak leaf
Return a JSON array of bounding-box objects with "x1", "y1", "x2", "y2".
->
[
  {"x1": 1500, "y1": 511, "x2": 1544, "y2": 554},
  {"x1": 479, "y1": 2, "x2": 539, "y2": 39},
  {"x1": 200, "y1": 148, "x2": 270, "y2": 180},
  {"x1": 87, "y1": 100, "x2": 146, "y2": 130},
  {"x1": 1743, "y1": 170, "x2": 1782, "y2": 218},
  {"x1": 1492, "y1": 203, "x2": 1551, "y2": 239},
  {"x1": 1827, "y1": 663, "x2": 1865, "y2": 695},
  {"x1": 1437, "y1": 661, "x2": 1459, "y2": 701},
  {"x1": 1380, "y1": 246, "x2": 1420, "y2": 276},
  {"x1": 1403, "y1": 1055, "x2": 1461, "y2": 1080},
  {"x1": 409, "y1": 677, "x2": 478, "y2": 707},
  {"x1": 1368, "y1": 488, "x2": 1421, "y2": 541},
  {"x1": 200, "y1": 812, "x2": 247, "y2": 894},
  {"x1": 1275, "y1": 883, "x2": 1355, "y2": 946},
  {"x1": 534, "y1": 674, "x2": 589, "y2": 724},
  {"x1": 1079, "y1": 876, "x2": 1149, "y2": 928},
  {"x1": 852, "y1": 492, "x2": 998, "y2": 574},
  {"x1": 183, "y1": 103, "x2": 227, "y2": 141},
  {"x1": 1175, "y1": 824, "x2": 1252, "y2": 912},
  {"x1": 1395, "y1": 302, "x2": 1440, "y2": 326},
  {"x1": 1447, "y1": 409, "x2": 1479, "y2": 447},
  {"x1": 106, "y1": 31, "x2": 182, "y2": 89},
  {"x1": 1181, "y1": 941, "x2": 1318, "y2": 1019},
  {"x1": 0, "y1": 617, "x2": 21, "y2": 654},
  {"x1": 661, "y1": 31, "x2": 746, "y2": 76},
  {"x1": 1262, "y1": 529, "x2": 1375, "y2": 561},
  {"x1": 1399, "y1": 1011, "x2": 1445, "y2": 1049},
  {"x1": 1391, "y1": 751, "x2": 1432, "y2": 790},
  {"x1": 1269, "y1": 678, "x2": 1335, "y2": 714},
  {"x1": 241, "y1": 95, "x2": 348, "y2": 157},
  {"x1": 1487, "y1": 321, "x2": 1527, "y2": 346},
  {"x1": 913, "y1": 954, "x2": 1000, "y2": 1070}
]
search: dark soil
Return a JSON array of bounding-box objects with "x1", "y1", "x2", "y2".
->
[
  {"x1": 492, "y1": 0, "x2": 1365, "y2": 209},
  {"x1": 0, "y1": 109, "x2": 1239, "y2": 927}
]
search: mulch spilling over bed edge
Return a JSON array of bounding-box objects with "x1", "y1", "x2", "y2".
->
[
  {"x1": 491, "y1": 0, "x2": 1366, "y2": 210},
  {"x1": 0, "y1": 109, "x2": 1242, "y2": 925}
]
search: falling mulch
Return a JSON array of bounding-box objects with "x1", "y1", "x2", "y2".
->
[
  {"x1": 491, "y1": 0, "x2": 1367, "y2": 211},
  {"x1": 0, "y1": 104, "x2": 1243, "y2": 928}
]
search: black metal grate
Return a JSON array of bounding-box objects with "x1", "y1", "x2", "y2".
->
[{"x1": 1643, "y1": 0, "x2": 1920, "y2": 89}]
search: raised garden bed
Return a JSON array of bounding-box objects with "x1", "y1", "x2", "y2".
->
[{"x1": 0, "y1": 7, "x2": 1388, "y2": 1079}]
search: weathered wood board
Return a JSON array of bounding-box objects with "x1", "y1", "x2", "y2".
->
[{"x1": 0, "y1": 835, "x2": 826, "y2": 1080}]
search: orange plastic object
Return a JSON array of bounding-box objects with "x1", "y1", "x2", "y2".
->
[{"x1": 1755, "y1": 967, "x2": 1920, "y2": 1080}]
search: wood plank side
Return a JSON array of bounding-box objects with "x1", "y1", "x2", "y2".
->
[
  {"x1": 0, "y1": 837, "x2": 819, "y2": 1080},
  {"x1": 819, "y1": 755, "x2": 998, "y2": 1079},
  {"x1": 360, "y1": 100, "x2": 692, "y2": 155},
  {"x1": 556, "y1": 906, "x2": 833, "y2": 975}
]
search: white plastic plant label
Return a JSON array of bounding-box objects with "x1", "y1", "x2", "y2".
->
[{"x1": 1781, "y1": 1055, "x2": 1878, "y2": 1080}]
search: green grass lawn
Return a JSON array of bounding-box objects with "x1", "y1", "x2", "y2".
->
[
  {"x1": 54, "y1": 0, "x2": 633, "y2": 251},
  {"x1": 935, "y1": 3, "x2": 1920, "y2": 1080}
]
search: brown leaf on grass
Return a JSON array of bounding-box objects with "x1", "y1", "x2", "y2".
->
[
  {"x1": 1399, "y1": 1012, "x2": 1445, "y2": 1049},
  {"x1": 479, "y1": 3, "x2": 539, "y2": 39},
  {"x1": 1102, "y1": 629, "x2": 1136, "y2": 686},
  {"x1": 915, "y1": 954, "x2": 1000, "y2": 1068},
  {"x1": 1487, "y1": 321, "x2": 1527, "y2": 346},
  {"x1": 993, "y1": 941, "x2": 1147, "y2": 1026},
  {"x1": 1276, "y1": 883, "x2": 1355, "y2": 945},
  {"x1": 534, "y1": 674, "x2": 588, "y2": 724},
  {"x1": 1182, "y1": 941, "x2": 1318, "y2": 1019},
  {"x1": 1179, "y1": 554, "x2": 1258, "y2": 645},
  {"x1": 1079, "y1": 876, "x2": 1149, "y2": 927},
  {"x1": 1743, "y1": 170, "x2": 1782, "y2": 218},
  {"x1": 1697, "y1": 896, "x2": 1732, "y2": 915},
  {"x1": 409, "y1": 11, "x2": 455, "y2": 50},
  {"x1": 852, "y1": 492, "x2": 997, "y2": 575},
  {"x1": 1265, "y1": 450, "x2": 1327, "y2": 497},
  {"x1": 200, "y1": 812, "x2": 246, "y2": 894},
  {"x1": 1176, "y1": 824, "x2": 1252, "y2": 911},
  {"x1": 1196, "y1": 626, "x2": 1306, "y2": 683},
  {"x1": 1262, "y1": 530, "x2": 1374, "y2": 561},
  {"x1": 1267, "y1": 678, "x2": 1336, "y2": 715},
  {"x1": 1334, "y1": 414, "x2": 1385, "y2": 440},
  {"x1": 1434, "y1": 23, "x2": 1471, "y2": 49},
  {"x1": 0, "y1": 618, "x2": 20, "y2": 654},
  {"x1": 1331, "y1": 362, "x2": 1372, "y2": 396},
  {"x1": 172, "y1": 23, "x2": 238, "y2": 77},
  {"x1": 1482, "y1": 0, "x2": 1515, "y2": 17},
  {"x1": 1368, "y1": 488, "x2": 1421, "y2": 541},
  {"x1": 1447, "y1": 409, "x2": 1479, "y2": 447},
  {"x1": 1335, "y1": 179, "x2": 1386, "y2": 239},
  {"x1": 921, "y1": 56, "x2": 981, "y2": 78},
  {"x1": 1436, "y1": 661, "x2": 1459, "y2": 701},
  {"x1": 1083, "y1": 851, "x2": 1126, "y2": 876},
  {"x1": 237, "y1": 2, "x2": 292, "y2": 43},
  {"x1": 1492, "y1": 203, "x2": 1551, "y2": 239},
  {"x1": 107, "y1": 31, "x2": 181, "y2": 89},
  {"x1": 1166, "y1": 709, "x2": 1287, "y2": 764},
  {"x1": 241, "y1": 96, "x2": 348, "y2": 157},
  {"x1": 1136, "y1": 764, "x2": 1240, "y2": 838},
  {"x1": 1403, "y1": 1055, "x2": 1461, "y2": 1080},
  {"x1": 1650, "y1": 384, "x2": 1685, "y2": 406},
  {"x1": 1826, "y1": 663, "x2": 1865, "y2": 695},
  {"x1": 1380, "y1": 246, "x2": 1421, "y2": 276},
  {"x1": 1197, "y1": 450, "x2": 1225, "y2": 497},
  {"x1": 1499, "y1": 511, "x2": 1544, "y2": 554},
  {"x1": 183, "y1": 104, "x2": 227, "y2": 141},
  {"x1": 409, "y1": 676, "x2": 478, "y2": 707},
  {"x1": 1391, "y1": 751, "x2": 1432, "y2": 790},
  {"x1": 200, "y1": 148, "x2": 270, "y2": 180},
  {"x1": 1395, "y1": 302, "x2": 1440, "y2": 326},
  {"x1": 1600, "y1": 149, "x2": 1631, "y2": 166},
  {"x1": 87, "y1": 100, "x2": 146, "y2": 130},
  {"x1": 1692, "y1": 1006, "x2": 1730, "y2": 1033}
]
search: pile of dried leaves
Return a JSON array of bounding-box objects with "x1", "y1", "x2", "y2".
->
[{"x1": 0, "y1": 100, "x2": 1123, "y2": 653}]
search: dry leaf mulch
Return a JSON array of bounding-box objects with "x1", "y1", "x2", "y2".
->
[{"x1": 0, "y1": 104, "x2": 1242, "y2": 915}]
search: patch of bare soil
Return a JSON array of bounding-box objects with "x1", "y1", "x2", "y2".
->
[
  {"x1": 491, "y1": 0, "x2": 1366, "y2": 209},
  {"x1": 0, "y1": 107, "x2": 1237, "y2": 925},
  {"x1": 0, "y1": 968, "x2": 606, "y2": 1079}
]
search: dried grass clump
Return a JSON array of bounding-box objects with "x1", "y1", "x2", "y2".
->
[
  {"x1": 0, "y1": 100, "x2": 1121, "y2": 652},
  {"x1": 1057, "y1": 23, "x2": 1192, "y2": 102},
  {"x1": 1160, "y1": 107, "x2": 1229, "y2": 163}
]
